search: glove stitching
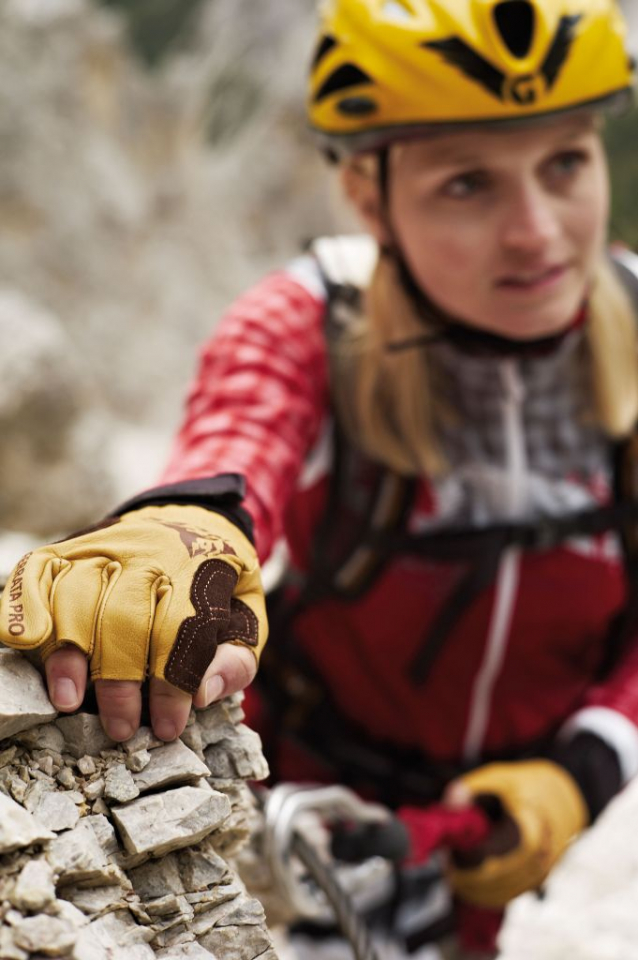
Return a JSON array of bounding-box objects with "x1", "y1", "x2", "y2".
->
[
  {"x1": 219, "y1": 598, "x2": 259, "y2": 647},
  {"x1": 166, "y1": 559, "x2": 239, "y2": 693}
]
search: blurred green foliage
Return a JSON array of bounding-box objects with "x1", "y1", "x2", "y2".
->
[
  {"x1": 606, "y1": 107, "x2": 638, "y2": 250},
  {"x1": 96, "y1": 0, "x2": 206, "y2": 67}
]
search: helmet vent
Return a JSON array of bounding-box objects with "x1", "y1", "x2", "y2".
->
[
  {"x1": 312, "y1": 34, "x2": 338, "y2": 71},
  {"x1": 493, "y1": 1, "x2": 535, "y2": 59},
  {"x1": 313, "y1": 64, "x2": 374, "y2": 104},
  {"x1": 337, "y1": 96, "x2": 378, "y2": 117},
  {"x1": 382, "y1": 0, "x2": 414, "y2": 23}
]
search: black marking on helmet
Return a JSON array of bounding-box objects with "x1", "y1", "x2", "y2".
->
[
  {"x1": 424, "y1": 37, "x2": 506, "y2": 100},
  {"x1": 312, "y1": 34, "x2": 338, "y2": 71},
  {"x1": 313, "y1": 64, "x2": 374, "y2": 104},
  {"x1": 494, "y1": 1, "x2": 535, "y2": 59},
  {"x1": 541, "y1": 14, "x2": 583, "y2": 89},
  {"x1": 337, "y1": 96, "x2": 378, "y2": 116},
  {"x1": 424, "y1": 13, "x2": 582, "y2": 105}
]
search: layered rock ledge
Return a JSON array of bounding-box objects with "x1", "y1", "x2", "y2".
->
[{"x1": 0, "y1": 649, "x2": 276, "y2": 960}]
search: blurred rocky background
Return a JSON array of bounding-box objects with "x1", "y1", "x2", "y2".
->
[
  {"x1": 0, "y1": 0, "x2": 344, "y2": 549},
  {"x1": 0, "y1": 0, "x2": 635, "y2": 549}
]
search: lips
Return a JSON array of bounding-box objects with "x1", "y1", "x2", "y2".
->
[{"x1": 496, "y1": 264, "x2": 568, "y2": 290}]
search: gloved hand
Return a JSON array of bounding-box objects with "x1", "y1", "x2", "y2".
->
[
  {"x1": 446, "y1": 760, "x2": 588, "y2": 908},
  {"x1": 0, "y1": 504, "x2": 267, "y2": 740}
]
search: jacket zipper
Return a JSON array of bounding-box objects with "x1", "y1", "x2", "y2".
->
[{"x1": 462, "y1": 359, "x2": 526, "y2": 763}]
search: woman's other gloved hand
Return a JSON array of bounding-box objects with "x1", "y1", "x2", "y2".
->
[
  {"x1": 0, "y1": 504, "x2": 267, "y2": 742},
  {"x1": 445, "y1": 759, "x2": 588, "y2": 908}
]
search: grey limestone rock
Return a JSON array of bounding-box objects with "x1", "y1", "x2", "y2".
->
[
  {"x1": 0, "y1": 793, "x2": 54, "y2": 853},
  {"x1": 55, "y1": 715, "x2": 115, "y2": 760},
  {"x1": 131, "y1": 740, "x2": 211, "y2": 793},
  {"x1": 0, "y1": 651, "x2": 58, "y2": 740},
  {"x1": 104, "y1": 763, "x2": 140, "y2": 803},
  {"x1": 10, "y1": 913, "x2": 80, "y2": 956},
  {"x1": 10, "y1": 859, "x2": 56, "y2": 912},
  {"x1": 0, "y1": 665, "x2": 274, "y2": 959},
  {"x1": 30, "y1": 789, "x2": 82, "y2": 832},
  {"x1": 204, "y1": 726, "x2": 269, "y2": 783},
  {"x1": 156, "y1": 945, "x2": 218, "y2": 959},
  {"x1": 111, "y1": 787, "x2": 231, "y2": 858}
]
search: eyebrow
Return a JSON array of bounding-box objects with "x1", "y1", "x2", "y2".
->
[{"x1": 414, "y1": 125, "x2": 593, "y2": 170}]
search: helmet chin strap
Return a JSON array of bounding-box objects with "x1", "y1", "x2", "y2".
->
[{"x1": 377, "y1": 147, "x2": 585, "y2": 358}]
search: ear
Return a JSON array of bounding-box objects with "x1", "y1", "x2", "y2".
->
[{"x1": 339, "y1": 160, "x2": 391, "y2": 247}]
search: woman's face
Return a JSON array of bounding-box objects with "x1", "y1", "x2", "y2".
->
[{"x1": 380, "y1": 116, "x2": 610, "y2": 340}]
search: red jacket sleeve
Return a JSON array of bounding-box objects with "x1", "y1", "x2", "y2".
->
[
  {"x1": 161, "y1": 269, "x2": 329, "y2": 561},
  {"x1": 582, "y1": 632, "x2": 638, "y2": 727}
]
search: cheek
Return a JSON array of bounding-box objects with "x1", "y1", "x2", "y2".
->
[
  {"x1": 399, "y1": 217, "x2": 491, "y2": 299},
  {"x1": 572, "y1": 164, "x2": 610, "y2": 254}
]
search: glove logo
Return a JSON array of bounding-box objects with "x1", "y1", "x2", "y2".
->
[
  {"x1": 423, "y1": 14, "x2": 582, "y2": 106},
  {"x1": 6, "y1": 551, "x2": 31, "y2": 636},
  {"x1": 156, "y1": 520, "x2": 238, "y2": 559}
]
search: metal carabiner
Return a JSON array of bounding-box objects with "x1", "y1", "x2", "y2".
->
[{"x1": 263, "y1": 783, "x2": 391, "y2": 920}]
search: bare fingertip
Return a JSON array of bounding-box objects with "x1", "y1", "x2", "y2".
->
[
  {"x1": 155, "y1": 720, "x2": 178, "y2": 742},
  {"x1": 104, "y1": 720, "x2": 135, "y2": 742},
  {"x1": 51, "y1": 678, "x2": 80, "y2": 710},
  {"x1": 205, "y1": 675, "x2": 225, "y2": 704}
]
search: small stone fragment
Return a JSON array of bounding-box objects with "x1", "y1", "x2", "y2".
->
[
  {"x1": 46, "y1": 820, "x2": 110, "y2": 884},
  {"x1": 0, "y1": 651, "x2": 58, "y2": 739},
  {"x1": 203, "y1": 726, "x2": 268, "y2": 782},
  {"x1": 71, "y1": 911, "x2": 155, "y2": 960},
  {"x1": 83, "y1": 778, "x2": 105, "y2": 801},
  {"x1": 0, "y1": 745, "x2": 18, "y2": 768},
  {"x1": 84, "y1": 814, "x2": 119, "y2": 855},
  {"x1": 31, "y1": 790, "x2": 81, "y2": 832},
  {"x1": 125, "y1": 749, "x2": 151, "y2": 773},
  {"x1": 77, "y1": 756, "x2": 97, "y2": 777},
  {"x1": 0, "y1": 925, "x2": 28, "y2": 960},
  {"x1": 60, "y1": 884, "x2": 128, "y2": 915},
  {"x1": 16, "y1": 724, "x2": 66, "y2": 752},
  {"x1": 122, "y1": 727, "x2": 163, "y2": 754},
  {"x1": 10, "y1": 858, "x2": 56, "y2": 911},
  {"x1": 0, "y1": 793, "x2": 54, "y2": 852},
  {"x1": 11, "y1": 914, "x2": 76, "y2": 956},
  {"x1": 131, "y1": 741, "x2": 210, "y2": 794},
  {"x1": 156, "y1": 945, "x2": 216, "y2": 958},
  {"x1": 57, "y1": 767, "x2": 77, "y2": 790},
  {"x1": 197, "y1": 923, "x2": 273, "y2": 960},
  {"x1": 104, "y1": 764, "x2": 139, "y2": 803}
]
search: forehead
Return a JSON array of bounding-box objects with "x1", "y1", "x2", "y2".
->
[{"x1": 393, "y1": 114, "x2": 599, "y2": 171}]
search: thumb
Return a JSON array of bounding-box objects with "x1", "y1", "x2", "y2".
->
[{"x1": 444, "y1": 779, "x2": 474, "y2": 810}]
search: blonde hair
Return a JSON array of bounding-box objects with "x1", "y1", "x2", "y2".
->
[{"x1": 330, "y1": 250, "x2": 638, "y2": 477}]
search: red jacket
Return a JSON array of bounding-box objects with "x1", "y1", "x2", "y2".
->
[{"x1": 162, "y1": 238, "x2": 638, "y2": 788}]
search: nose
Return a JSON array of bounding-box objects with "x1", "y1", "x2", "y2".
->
[{"x1": 500, "y1": 182, "x2": 561, "y2": 255}]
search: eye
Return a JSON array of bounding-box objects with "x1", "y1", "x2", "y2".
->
[
  {"x1": 546, "y1": 149, "x2": 589, "y2": 180},
  {"x1": 441, "y1": 170, "x2": 491, "y2": 200}
]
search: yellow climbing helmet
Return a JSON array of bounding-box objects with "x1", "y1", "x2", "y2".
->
[{"x1": 308, "y1": 0, "x2": 635, "y2": 156}]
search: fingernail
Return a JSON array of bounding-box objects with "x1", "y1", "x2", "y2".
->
[
  {"x1": 105, "y1": 719, "x2": 134, "y2": 742},
  {"x1": 205, "y1": 675, "x2": 225, "y2": 703},
  {"x1": 52, "y1": 678, "x2": 78, "y2": 709},
  {"x1": 155, "y1": 720, "x2": 177, "y2": 742}
]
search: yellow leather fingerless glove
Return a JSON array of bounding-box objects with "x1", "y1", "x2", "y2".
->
[
  {"x1": 0, "y1": 504, "x2": 267, "y2": 694},
  {"x1": 448, "y1": 760, "x2": 588, "y2": 909}
]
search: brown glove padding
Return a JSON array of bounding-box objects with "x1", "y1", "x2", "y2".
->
[
  {"x1": 0, "y1": 505, "x2": 267, "y2": 694},
  {"x1": 448, "y1": 760, "x2": 588, "y2": 909}
]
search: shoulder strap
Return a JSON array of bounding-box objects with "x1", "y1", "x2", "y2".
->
[{"x1": 295, "y1": 237, "x2": 417, "y2": 600}]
